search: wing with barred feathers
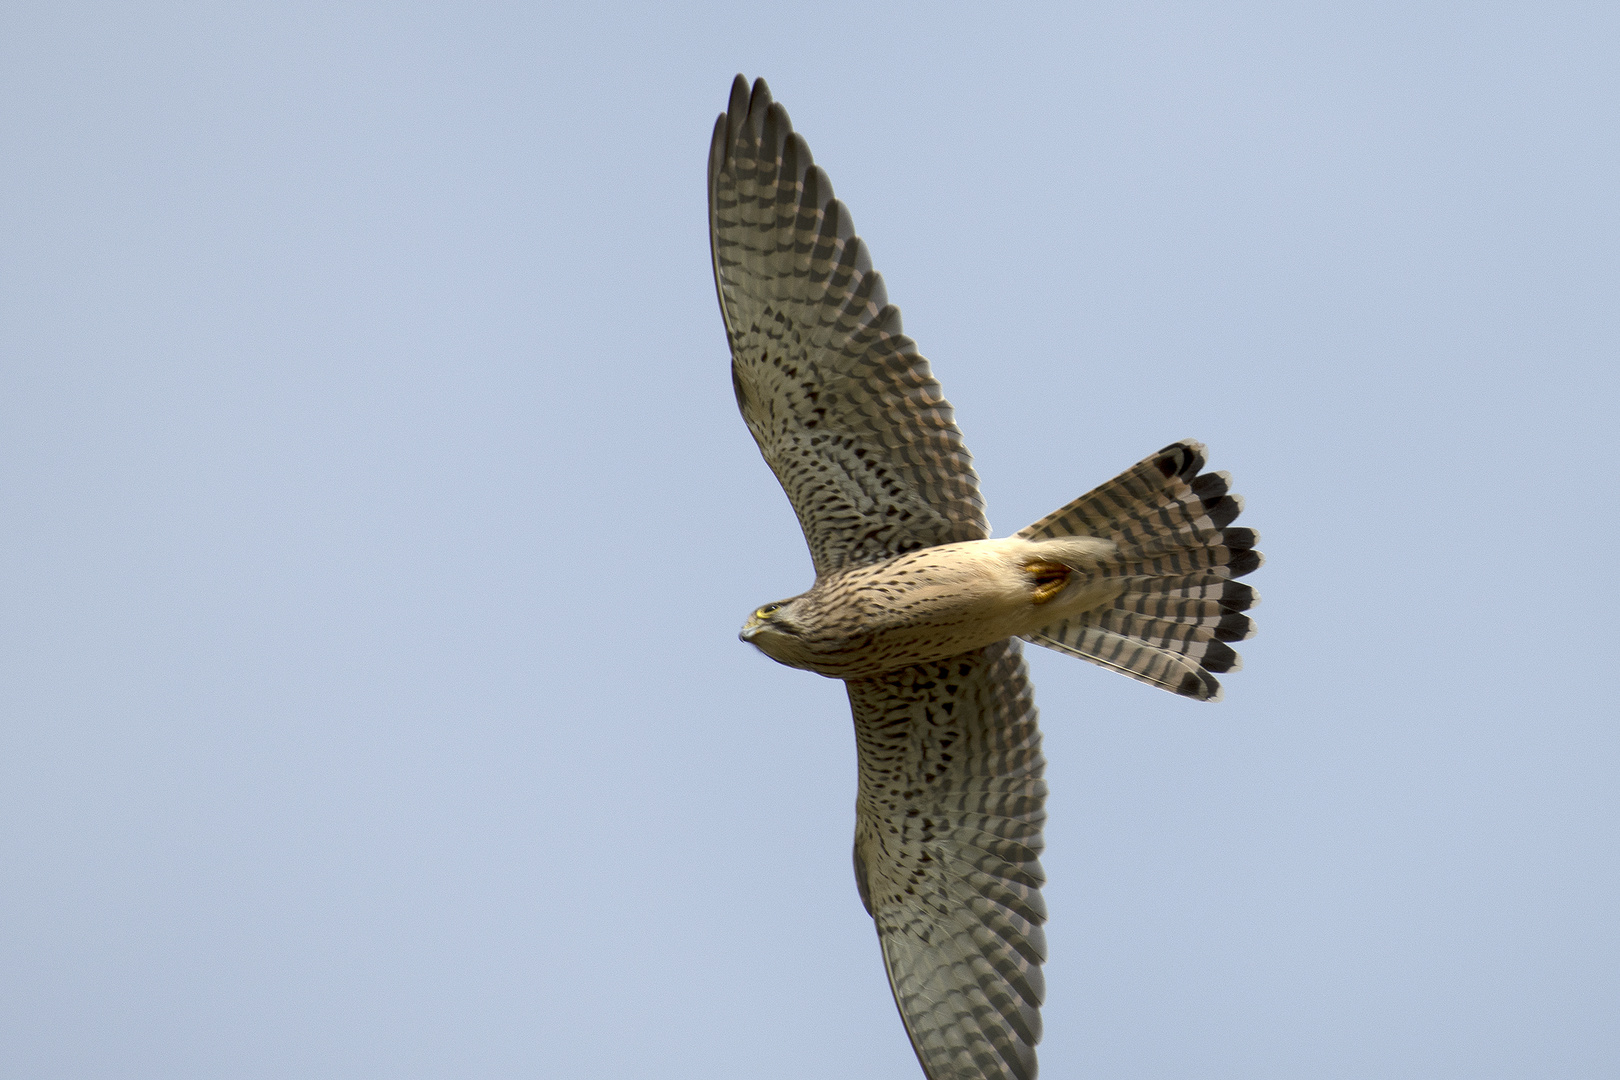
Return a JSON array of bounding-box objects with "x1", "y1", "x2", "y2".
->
[
  {"x1": 848, "y1": 639, "x2": 1047, "y2": 1080},
  {"x1": 709, "y1": 75, "x2": 988, "y2": 576}
]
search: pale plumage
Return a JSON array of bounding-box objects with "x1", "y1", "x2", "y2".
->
[
  {"x1": 710, "y1": 75, "x2": 1260, "y2": 1080},
  {"x1": 740, "y1": 536, "x2": 1122, "y2": 680}
]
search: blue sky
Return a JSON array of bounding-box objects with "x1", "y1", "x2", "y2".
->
[{"x1": 4, "y1": 4, "x2": 1617, "y2": 1077}]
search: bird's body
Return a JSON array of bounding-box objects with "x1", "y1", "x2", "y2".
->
[
  {"x1": 709, "y1": 75, "x2": 1261, "y2": 1080},
  {"x1": 742, "y1": 536, "x2": 1121, "y2": 679}
]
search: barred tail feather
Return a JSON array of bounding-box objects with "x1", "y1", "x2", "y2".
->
[{"x1": 1017, "y1": 440, "x2": 1262, "y2": 702}]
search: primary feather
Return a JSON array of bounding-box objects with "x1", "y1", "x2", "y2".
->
[{"x1": 709, "y1": 75, "x2": 987, "y2": 576}]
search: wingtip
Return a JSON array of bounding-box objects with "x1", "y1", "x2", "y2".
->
[
  {"x1": 1154, "y1": 439, "x2": 1207, "y2": 480},
  {"x1": 707, "y1": 111, "x2": 729, "y2": 181},
  {"x1": 746, "y1": 76, "x2": 773, "y2": 132},
  {"x1": 723, "y1": 74, "x2": 752, "y2": 153}
]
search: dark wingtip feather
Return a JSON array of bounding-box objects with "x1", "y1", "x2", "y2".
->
[
  {"x1": 736, "y1": 77, "x2": 771, "y2": 149},
  {"x1": 747, "y1": 76, "x2": 772, "y2": 119},
  {"x1": 1221, "y1": 527, "x2": 1258, "y2": 552},
  {"x1": 858, "y1": 269, "x2": 889, "y2": 312},
  {"x1": 1203, "y1": 494, "x2": 1242, "y2": 530},
  {"x1": 1177, "y1": 669, "x2": 1221, "y2": 700},
  {"x1": 1191, "y1": 471, "x2": 1231, "y2": 501},
  {"x1": 761, "y1": 101, "x2": 793, "y2": 163},
  {"x1": 782, "y1": 131, "x2": 812, "y2": 188},
  {"x1": 1153, "y1": 440, "x2": 1206, "y2": 481},
  {"x1": 708, "y1": 113, "x2": 728, "y2": 181},
  {"x1": 1219, "y1": 580, "x2": 1258, "y2": 613},
  {"x1": 1227, "y1": 550, "x2": 1263, "y2": 578},
  {"x1": 1199, "y1": 640, "x2": 1241, "y2": 674},
  {"x1": 802, "y1": 163, "x2": 831, "y2": 215},
  {"x1": 725, "y1": 74, "x2": 750, "y2": 149}
]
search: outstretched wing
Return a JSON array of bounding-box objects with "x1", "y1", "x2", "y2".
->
[
  {"x1": 709, "y1": 75, "x2": 987, "y2": 576},
  {"x1": 847, "y1": 639, "x2": 1047, "y2": 1080}
]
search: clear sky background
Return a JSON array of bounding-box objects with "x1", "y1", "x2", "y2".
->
[{"x1": 4, "y1": 4, "x2": 1616, "y2": 1078}]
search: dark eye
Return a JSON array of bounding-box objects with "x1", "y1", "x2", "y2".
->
[{"x1": 755, "y1": 603, "x2": 782, "y2": 619}]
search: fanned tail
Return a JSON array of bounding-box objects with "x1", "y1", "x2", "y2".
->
[{"x1": 1016, "y1": 440, "x2": 1262, "y2": 702}]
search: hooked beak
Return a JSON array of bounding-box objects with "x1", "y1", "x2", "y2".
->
[{"x1": 738, "y1": 621, "x2": 761, "y2": 643}]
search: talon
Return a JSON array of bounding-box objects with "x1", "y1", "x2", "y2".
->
[{"x1": 1025, "y1": 560, "x2": 1071, "y2": 604}]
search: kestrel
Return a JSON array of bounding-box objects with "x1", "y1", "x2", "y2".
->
[{"x1": 709, "y1": 75, "x2": 1261, "y2": 1080}]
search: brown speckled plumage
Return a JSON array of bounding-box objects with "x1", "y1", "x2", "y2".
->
[{"x1": 711, "y1": 75, "x2": 1261, "y2": 1080}]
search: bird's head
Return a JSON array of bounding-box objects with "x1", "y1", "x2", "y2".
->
[{"x1": 738, "y1": 596, "x2": 811, "y2": 666}]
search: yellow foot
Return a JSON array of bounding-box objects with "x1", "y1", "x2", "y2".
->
[{"x1": 1025, "y1": 560, "x2": 1072, "y2": 604}]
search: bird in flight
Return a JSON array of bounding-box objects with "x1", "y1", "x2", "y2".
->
[{"x1": 708, "y1": 74, "x2": 1261, "y2": 1080}]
